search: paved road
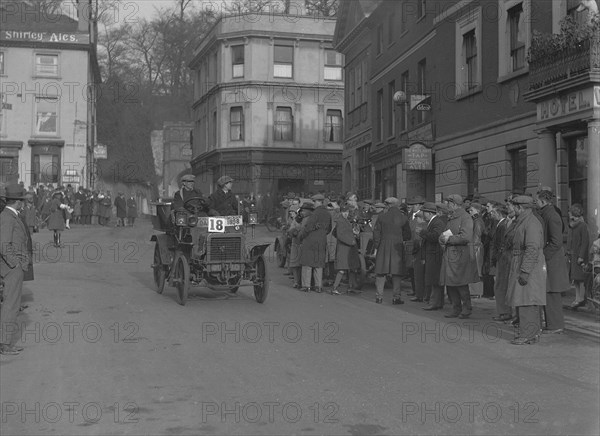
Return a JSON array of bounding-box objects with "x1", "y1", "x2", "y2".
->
[{"x1": 1, "y1": 220, "x2": 599, "y2": 435}]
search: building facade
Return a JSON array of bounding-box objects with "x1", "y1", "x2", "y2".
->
[
  {"x1": 335, "y1": 0, "x2": 599, "y2": 232},
  {"x1": 0, "y1": 1, "x2": 99, "y2": 188},
  {"x1": 188, "y1": 13, "x2": 344, "y2": 198}
]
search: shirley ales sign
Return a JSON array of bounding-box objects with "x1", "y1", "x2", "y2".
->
[
  {"x1": 403, "y1": 142, "x2": 433, "y2": 171},
  {"x1": 1, "y1": 30, "x2": 89, "y2": 45}
]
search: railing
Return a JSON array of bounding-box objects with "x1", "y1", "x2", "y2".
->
[{"x1": 528, "y1": 35, "x2": 600, "y2": 90}]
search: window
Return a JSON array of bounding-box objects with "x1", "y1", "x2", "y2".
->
[
  {"x1": 400, "y1": 71, "x2": 409, "y2": 131},
  {"x1": 230, "y1": 107, "x2": 243, "y2": 140},
  {"x1": 510, "y1": 148, "x2": 527, "y2": 194},
  {"x1": 388, "y1": 81, "x2": 395, "y2": 137},
  {"x1": 33, "y1": 154, "x2": 60, "y2": 184},
  {"x1": 388, "y1": 11, "x2": 395, "y2": 45},
  {"x1": 355, "y1": 65, "x2": 362, "y2": 108},
  {"x1": 418, "y1": 0, "x2": 426, "y2": 18},
  {"x1": 349, "y1": 69, "x2": 355, "y2": 111},
  {"x1": 35, "y1": 96, "x2": 58, "y2": 134},
  {"x1": 568, "y1": 136, "x2": 588, "y2": 210},
  {"x1": 211, "y1": 110, "x2": 217, "y2": 148},
  {"x1": 231, "y1": 45, "x2": 244, "y2": 78},
  {"x1": 464, "y1": 30, "x2": 478, "y2": 89},
  {"x1": 324, "y1": 49, "x2": 342, "y2": 81},
  {"x1": 274, "y1": 45, "x2": 293, "y2": 78},
  {"x1": 325, "y1": 110, "x2": 342, "y2": 142},
  {"x1": 417, "y1": 59, "x2": 427, "y2": 124},
  {"x1": 464, "y1": 157, "x2": 479, "y2": 197},
  {"x1": 376, "y1": 89, "x2": 384, "y2": 142},
  {"x1": 35, "y1": 54, "x2": 58, "y2": 77},
  {"x1": 357, "y1": 145, "x2": 371, "y2": 199},
  {"x1": 376, "y1": 25, "x2": 383, "y2": 54},
  {"x1": 456, "y1": 7, "x2": 482, "y2": 94},
  {"x1": 0, "y1": 52, "x2": 4, "y2": 75},
  {"x1": 509, "y1": 3, "x2": 526, "y2": 71},
  {"x1": 274, "y1": 107, "x2": 293, "y2": 141}
]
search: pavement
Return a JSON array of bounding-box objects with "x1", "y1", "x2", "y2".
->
[{"x1": 1, "y1": 218, "x2": 598, "y2": 435}]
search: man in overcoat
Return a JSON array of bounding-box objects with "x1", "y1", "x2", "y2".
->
[
  {"x1": 407, "y1": 196, "x2": 426, "y2": 302},
  {"x1": 505, "y1": 196, "x2": 547, "y2": 345},
  {"x1": 490, "y1": 203, "x2": 512, "y2": 321},
  {"x1": 0, "y1": 184, "x2": 30, "y2": 355},
  {"x1": 299, "y1": 194, "x2": 332, "y2": 293},
  {"x1": 418, "y1": 202, "x2": 447, "y2": 310},
  {"x1": 536, "y1": 188, "x2": 569, "y2": 334},
  {"x1": 439, "y1": 194, "x2": 479, "y2": 318},
  {"x1": 209, "y1": 176, "x2": 238, "y2": 216},
  {"x1": 372, "y1": 197, "x2": 412, "y2": 304},
  {"x1": 114, "y1": 192, "x2": 127, "y2": 227}
]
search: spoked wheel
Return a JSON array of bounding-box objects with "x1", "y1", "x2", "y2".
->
[
  {"x1": 350, "y1": 254, "x2": 367, "y2": 290},
  {"x1": 153, "y1": 244, "x2": 166, "y2": 294},
  {"x1": 253, "y1": 255, "x2": 269, "y2": 303},
  {"x1": 172, "y1": 252, "x2": 190, "y2": 306}
]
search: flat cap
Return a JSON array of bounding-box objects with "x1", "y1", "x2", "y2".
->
[
  {"x1": 384, "y1": 197, "x2": 400, "y2": 205},
  {"x1": 512, "y1": 195, "x2": 534, "y2": 205},
  {"x1": 421, "y1": 202, "x2": 437, "y2": 213},
  {"x1": 300, "y1": 201, "x2": 315, "y2": 210},
  {"x1": 470, "y1": 202, "x2": 483, "y2": 212},
  {"x1": 446, "y1": 194, "x2": 463, "y2": 205},
  {"x1": 435, "y1": 202, "x2": 450, "y2": 213},
  {"x1": 217, "y1": 175, "x2": 234, "y2": 185},
  {"x1": 311, "y1": 193, "x2": 325, "y2": 201},
  {"x1": 374, "y1": 202, "x2": 387, "y2": 209},
  {"x1": 362, "y1": 199, "x2": 374, "y2": 205},
  {"x1": 407, "y1": 195, "x2": 426, "y2": 205},
  {"x1": 181, "y1": 174, "x2": 195, "y2": 182}
]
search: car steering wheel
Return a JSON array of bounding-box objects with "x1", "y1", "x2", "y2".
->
[{"x1": 183, "y1": 196, "x2": 208, "y2": 214}]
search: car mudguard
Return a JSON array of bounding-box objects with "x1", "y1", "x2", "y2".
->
[
  {"x1": 150, "y1": 234, "x2": 176, "y2": 265},
  {"x1": 248, "y1": 243, "x2": 271, "y2": 263}
]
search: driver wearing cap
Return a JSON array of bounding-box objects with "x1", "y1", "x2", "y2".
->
[{"x1": 173, "y1": 174, "x2": 208, "y2": 212}]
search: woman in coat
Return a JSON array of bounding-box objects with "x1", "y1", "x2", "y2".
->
[
  {"x1": 126, "y1": 195, "x2": 138, "y2": 226},
  {"x1": 286, "y1": 204, "x2": 304, "y2": 288},
  {"x1": 567, "y1": 204, "x2": 590, "y2": 308},
  {"x1": 47, "y1": 191, "x2": 66, "y2": 247},
  {"x1": 331, "y1": 204, "x2": 360, "y2": 295},
  {"x1": 505, "y1": 196, "x2": 546, "y2": 345}
]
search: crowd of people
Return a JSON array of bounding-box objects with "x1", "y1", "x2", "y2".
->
[{"x1": 277, "y1": 188, "x2": 599, "y2": 345}]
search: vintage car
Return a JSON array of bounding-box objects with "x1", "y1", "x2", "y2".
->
[{"x1": 150, "y1": 195, "x2": 270, "y2": 305}]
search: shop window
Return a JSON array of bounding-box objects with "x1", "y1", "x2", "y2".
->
[
  {"x1": 568, "y1": 136, "x2": 588, "y2": 211},
  {"x1": 230, "y1": 107, "x2": 244, "y2": 141},
  {"x1": 274, "y1": 107, "x2": 293, "y2": 141},
  {"x1": 510, "y1": 147, "x2": 527, "y2": 194},
  {"x1": 324, "y1": 49, "x2": 342, "y2": 81},
  {"x1": 35, "y1": 96, "x2": 58, "y2": 135},
  {"x1": 464, "y1": 157, "x2": 478, "y2": 197},
  {"x1": 274, "y1": 45, "x2": 293, "y2": 78},
  {"x1": 325, "y1": 110, "x2": 342, "y2": 142},
  {"x1": 35, "y1": 54, "x2": 59, "y2": 77},
  {"x1": 231, "y1": 45, "x2": 244, "y2": 78}
]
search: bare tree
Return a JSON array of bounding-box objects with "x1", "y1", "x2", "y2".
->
[{"x1": 305, "y1": 0, "x2": 338, "y2": 17}]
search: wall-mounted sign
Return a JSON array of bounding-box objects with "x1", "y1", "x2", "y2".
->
[
  {"x1": 416, "y1": 103, "x2": 431, "y2": 111},
  {"x1": 538, "y1": 86, "x2": 599, "y2": 122},
  {"x1": 94, "y1": 144, "x2": 107, "y2": 159},
  {"x1": 1, "y1": 30, "x2": 89, "y2": 44},
  {"x1": 403, "y1": 142, "x2": 432, "y2": 171}
]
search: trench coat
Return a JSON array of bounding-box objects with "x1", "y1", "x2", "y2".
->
[
  {"x1": 539, "y1": 204, "x2": 570, "y2": 293},
  {"x1": 299, "y1": 206, "x2": 332, "y2": 268},
  {"x1": 567, "y1": 220, "x2": 590, "y2": 282},
  {"x1": 333, "y1": 214, "x2": 360, "y2": 271},
  {"x1": 115, "y1": 196, "x2": 127, "y2": 218},
  {"x1": 127, "y1": 197, "x2": 138, "y2": 218},
  {"x1": 287, "y1": 217, "x2": 304, "y2": 268},
  {"x1": 439, "y1": 207, "x2": 479, "y2": 286},
  {"x1": 506, "y1": 209, "x2": 547, "y2": 307},
  {"x1": 373, "y1": 206, "x2": 412, "y2": 275},
  {"x1": 418, "y1": 214, "x2": 447, "y2": 286},
  {"x1": 47, "y1": 198, "x2": 66, "y2": 231},
  {"x1": 326, "y1": 210, "x2": 340, "y2": 263}
]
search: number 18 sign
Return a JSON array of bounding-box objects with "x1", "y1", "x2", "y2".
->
[{"x1": 208, "y1": 217, "x2": 225, "y2": 233}]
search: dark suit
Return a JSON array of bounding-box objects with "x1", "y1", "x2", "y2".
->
[
  {"x1": 0, "y1": 207, "x2": 30, "y2": 346},
  {"x1": 209, "y1": 189, "x2": 238, "y2": 216},
  {"x1": 419, "y1": 214, "x2": 447, "y2": 308}
]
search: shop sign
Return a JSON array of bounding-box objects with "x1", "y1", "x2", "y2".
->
[
  {"x1": 403, "y1": 142, "x2": 432, "y2": 170},
  {"x1": 538, "y1": 87, "x2": 599, "y2": 122},
  {"x1": 94, "y1": 144, "x2": 107, "y2": 159},
  {"x1": 1, "y1": 30, "x2": 89, "y2": 44}
]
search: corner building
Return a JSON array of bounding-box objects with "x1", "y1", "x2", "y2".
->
[{"x1": 189, "y1": 13, "x2": 345, "y2": 197}]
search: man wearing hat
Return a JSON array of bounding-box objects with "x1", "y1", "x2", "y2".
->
[
  {"x1": 209, "y1": 175, "x2": 238, "y2": 216},
  {"x1": 114, "y1": 192, "x2": 127, "y2": 227},
  {"x1": 535, "y1": 187, "x2": 569, "y2": 334},
  {"x1": 0, "y1": 184, "x2": 30, "y2": 355},
  {"x1": 173, "y1": 174, "x2": 207, "y2": 212},
  {"x1": 505, "y1": 196, "x2": 547, "y2": 344},
  {"x1": 467, "y1": 202, "x2": 486, "y2": 298},
  {"x1": 406, "y1": 196, "x2": 426, "y2": 301},
  {"x1": 298, "y1": 194, "x2": 332, "y2": 293},
  {"x1": 372, "y1": 197, "x2": 412, "y2": 304},
  {"x1": 418, "y1": 202, "x2": 447, "y2": 310},
  {"x1": 439, "y1": 194, "x2": 479, "y2": 318}
]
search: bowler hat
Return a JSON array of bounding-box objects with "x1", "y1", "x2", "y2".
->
[
  {"x1": 4, "y1": 184, "x2": 26, "y2": 200},
  {"x1": 217, "y1": 175, "x2": 234, "y2": 186},
  {"x1": 421, "y1": 202, "x2": 437, "y2": 213},
  {"x1": 311, "y1": 193, "x2": 325, "y2": 202},
  {"x1": 446, "y1": 194, "x2": 463, "y2": 205},
  {"x1": 181, "y1": 174, "x2": 195, "y2": 182},
  {"x1": 407, "y1": 195, "x2": 426, "y2": 205}
]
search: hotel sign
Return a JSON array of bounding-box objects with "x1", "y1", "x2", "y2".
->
[
  {"x1": 1, "y1": 30, "x2": 89, "y2": 44},
  {"x1": 538, "y1": 87, "x2": 600, "y2": 122}
]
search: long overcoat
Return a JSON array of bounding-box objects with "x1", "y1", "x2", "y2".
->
[
  {"x1": 439, "y1": 207, "x2": 479, "y2": 286},
  {"x1": 326, "y1": 210, "x2": 340, "y2": 263},
  {"x1": 115, "y1": 195, "x2": 127, "y2": 218},
  {"x1": 567, "y1": 220, "x2": 590, "y2": 281},
  {"x1": 287, "y1": 217, "x2": 304, "y2": 268},
  {"x1": 506, "y1": 209, "x2": 547, "y2": 307},
  {"x1": 418, "y1": 214, "x2": 447, "y2": 286},
  {"x1": 47, "y1": 198, "x2": 65, "y2": 231},
  {"x1": 539, "y1": 204, "x2": 570, "y2": 293},
  {"x1": 494, "y1": 218, "x2": 516, "y2": 294},
  {"x1": 299, "y1": 206, "x2": 331, "y2": 268},
  {"x1": 471, "y1": 215, "x2": 485, "y2": 277},
  {"x1": 209, "y1": 189, "x2": 238, "y2": 216},
  {"x1": 334, "y1": 214, "x2": 360, "y2": 271},
  {"x1": 373, "y1": 206, "x2": 412, "y2": 275},
  {"x1": 127, "y1": 197, "x2": 138, "y2": 218}
]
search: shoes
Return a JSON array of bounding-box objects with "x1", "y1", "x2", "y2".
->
[
  {"x1": 292, "y1": 283, "x2": 301, "y2": 289},
  {"x1": 493, "y1": 314, "x2": 512, "y2": 321},
  {"x1": 392, "y1": 294, "x2": 404, "y2": 305},
  {"x1": 422, "y1": 306, "x2": 442, "y2": 311},
  {"x1": 470, "y1": 294, "x2": 481, "y2": 299},
  {"x1": 313, "y1": 287, "x2": 323, "y2": 294},
  {"x1": 542, "y1": 328, "x2": 564, "y2": 335},
  {"x1": 423, "y1": 298, "x2": 430, "y2": 303},
  {"x1": 299, "y1": 287, "x2": 310, "y2": 293},
  {"x1": 0, "y1": 345, "x2": 21, "y2": 355},
  {"x1": 511, "y1": 335, "x2": 540, "y2": 345},
  {"x1": 330, "y1": 288, "x2": 341, "y2": 295},
  {"x1": 375, "y1": 297, "x2": 383, "y2": 304},
  {"x1": 458, "y1": 313, "x2": 472, "y2": 319},
  {"x1": 19, "y1": 305, "x2": 29, "y2": 312},
  {"x1": 570, "y1": 300, "x2": 586, "y2": 309},
  {"x1": 407, "y1": 292, "x2": 416, "y2": 297},
  {"x1": 444, "y1": 312, "x2": 460, "y2": 318},
  {"x1": 410, "y1": 297, "x2": 423, "y2": 302}
]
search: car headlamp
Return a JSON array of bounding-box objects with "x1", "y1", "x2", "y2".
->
[
  {"x1": 175, "y1": 212, "x2": 188, "y2": 226},
  {"x1": 188, "y1": 216, "x2": 198, "y2": 227}
]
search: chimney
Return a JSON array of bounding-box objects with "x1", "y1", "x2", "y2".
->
[{"x1": 77, "y1": 0, "x2": 90, "y2": 33}]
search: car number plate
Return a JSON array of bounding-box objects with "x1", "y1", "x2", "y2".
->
[{"x1": 207, "y1": 215, "x2": 243, "y2": 232}]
